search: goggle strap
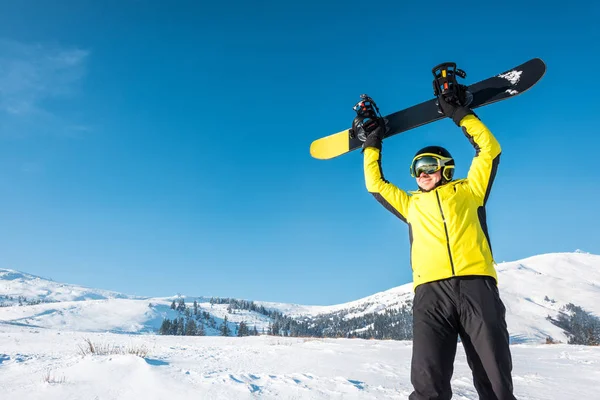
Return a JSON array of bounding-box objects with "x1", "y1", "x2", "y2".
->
[{"x1": 442, "y1": 165, "x2": 454, "y2": 181}]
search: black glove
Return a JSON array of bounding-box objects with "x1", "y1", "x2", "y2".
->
[
  {"x1": 353, "y1": 116, "x2": 385, "y2": 151},
  {"x1": 437, "y1": 85, "x2": 474, "y2": 126}
]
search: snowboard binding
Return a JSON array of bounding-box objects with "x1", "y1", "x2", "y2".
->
[
  {"x1": 349, "y1": 94, "x2": 384, "y2": 141},
  {"x1": 432, "y1": 62, "x2": 473, "y2": 110}
]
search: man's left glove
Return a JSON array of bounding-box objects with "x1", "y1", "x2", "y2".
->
[{"x1": 353, "y1": 116, "x2": 385, "y2": 151}]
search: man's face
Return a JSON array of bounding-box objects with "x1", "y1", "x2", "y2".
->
[{"x1": 416, "y1": 169, "x2": 442, "y2": 191}]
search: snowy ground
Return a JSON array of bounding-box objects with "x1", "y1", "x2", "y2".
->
[
  {"x1": 1, "y1": 324, "x2": 599, "y2": 400},
  {"x1": 1, "y1": 252, "x2": 600, "y2": 398}
]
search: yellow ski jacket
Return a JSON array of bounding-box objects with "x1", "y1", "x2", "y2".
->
[{"x1": 364, "y1": 115, "x2": 501, "y2": 289}]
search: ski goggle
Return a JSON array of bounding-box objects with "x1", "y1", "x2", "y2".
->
[{"x1": 410, "y1": 154, "x2": 454, "y2": 177}]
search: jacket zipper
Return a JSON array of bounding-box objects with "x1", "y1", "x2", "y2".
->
[{"x1": 435, "y1": 191, "x2": 455, "y2": 276}]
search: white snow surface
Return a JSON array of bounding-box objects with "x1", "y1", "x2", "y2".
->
[
  {"x1": 0, "y1": 269, "x2": 136, "y2": 302},
  {"x1": 1, "y1": 325, "x2": 599, "y2": 399},
  {"x1": 1, "y1": 252, "x2": 600, "y2": 398}
]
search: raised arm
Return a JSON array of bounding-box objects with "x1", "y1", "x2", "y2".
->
[
  {"x1": 363, "y1": 146, "x2": 411, "y2": 223},
  {"x1": 436, "y1": 93, "x2": 502, "y2": 205},
  {"x1": 460, "y1": 115, "x2": 501, "y2": 204}
]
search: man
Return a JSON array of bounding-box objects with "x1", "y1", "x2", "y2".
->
[{"x1": 360, "y1": 95, "x2": 517, "y2": 400}]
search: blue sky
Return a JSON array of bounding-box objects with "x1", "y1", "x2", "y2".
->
[{"x1": 0, "y1": 0, "x2": 598, "y2": 305}]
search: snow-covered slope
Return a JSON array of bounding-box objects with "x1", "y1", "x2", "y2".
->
[
  {"x1": 0, "y1": 296, "x2": 274, "y2": 334},
  {"x1": 261, "y1": 251, "x2": 600, "y2": 343},
  {"x1": 1, "y1": 252, "x2": 599, "y2": 343},
  {"x1": 0, "y1": 298, "x2": 168, "y2": 333},
  {"x1": 0, "y1": 269, "x2": 134, "y2": 302},
  {"x1": 258, "y1": 282, "x2": 414, "y2": 319},
  {"x1": 496, "y1": 251, "x2": 600, "y2": 343}
]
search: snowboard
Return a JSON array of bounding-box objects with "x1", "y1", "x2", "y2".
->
[{"x1": 310, "y1": 58, "x2": 546, "y2": 160}]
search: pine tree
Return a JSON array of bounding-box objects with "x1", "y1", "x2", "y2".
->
[
  {"x1": 185, "y1": 319, "x2": 198, "y2": 336},
  {"x1": 193, "y1": 300, "x2": 198, "y2": 315},
  {"x1": 220, "y1": 316, "x2": 231, "y2": 336},
  {"x1": 159, "y1": 319, "x2": 172, "y2": 335},
  {"x1": 271, "y1": 321, "x2": 280, "y2": 336},
  {"x1": 170, "y1": 300, "x2": 176, "y2": 310},
  {"x1": 177, "y1": 298, "x2": 186, "y2": 313},
  {"x1": 238, "y1": 321, "x2": 248, "y2": 337},
  {"x1": 197, "y1": 321, "x2": 206, "y2": 336},
  {"x1": 176, "y1": 317, "x2": 185, "y2": 335}
]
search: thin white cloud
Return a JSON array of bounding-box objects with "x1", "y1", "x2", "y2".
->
[
  {"x1": 20, "y1": 162, "x2": 44, "y2": 174},
  {"x1": 0, "y1": 39, "x2": 89, "y2": 119}
]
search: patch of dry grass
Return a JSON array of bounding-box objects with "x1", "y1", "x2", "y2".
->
[{"x1": 78, "y1": 338, "x2": 149, "y2": 357}]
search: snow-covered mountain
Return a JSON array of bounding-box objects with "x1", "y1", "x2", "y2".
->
[
  {"x1": 494, "y1": 251, "x2": 600, "y2": 343},
  {"x1": 262, "y1": 251, "x2": 600, "y2": 343},
  {"x1": 0, "y1": 269, "x2": 135, "y2": 302},
  {"x1": 1, "y1": 251, "x2": 599, "y2": 343},
  {"x1": 0, "y1": 269, "x2": 275, "y2": 334}
]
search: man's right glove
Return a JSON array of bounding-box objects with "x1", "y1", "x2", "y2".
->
[
  {"x1": 436, "y1": 85, "x2": 474, "y2": 126},
  {"x1": 353, "y1": 116, "x2": 385, "y2": 151}
]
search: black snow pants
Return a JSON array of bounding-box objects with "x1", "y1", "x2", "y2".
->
[{"x1": 409, "y1": 276, "x2": 516, "y2": 400}]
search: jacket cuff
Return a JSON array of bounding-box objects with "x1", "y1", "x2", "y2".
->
[
  {"x1": 362, "y1": 134, "x2": 382, "y2": 151},
  {"x1": 453, "y1": 107, "x2": 474, "y2": 126}
]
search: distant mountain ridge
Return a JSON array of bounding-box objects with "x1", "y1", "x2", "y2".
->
[
  {"x1": 0, "y1": 268, "x2": 136, "y2": 302},
  {"x1": 1, "y1": 251, "x2": 599, "y2": 343}
]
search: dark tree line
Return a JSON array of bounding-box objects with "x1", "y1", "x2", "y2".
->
[
  {"x1": 547, "y1": 302, "x2": 600, "y2": 346},
  {"x1": 265, "y1": 303, "x2": 413, "y2": 340},
  {"x1": 158, "y1": 296, "x2": 414, "y2": 340},
  {"x1": 159, "y1": 298, "x2": 260, "y2": 337},
  {"x1": 159, "y1": 316, "x2": 206, "y2": 336},
  {"x1": 204, "y1": 297, "x2": 414, "y2": 340},
  {"x1": 0, "y1": 295, "x2": 55, "y2": 307},
  {"x1": 209, "y1": 297, "x2": 272, "y2": 316}
]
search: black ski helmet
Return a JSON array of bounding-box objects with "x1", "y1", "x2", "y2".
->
[{"x1": 410, "y1": 145, "x2": 455, "y2": 183}]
